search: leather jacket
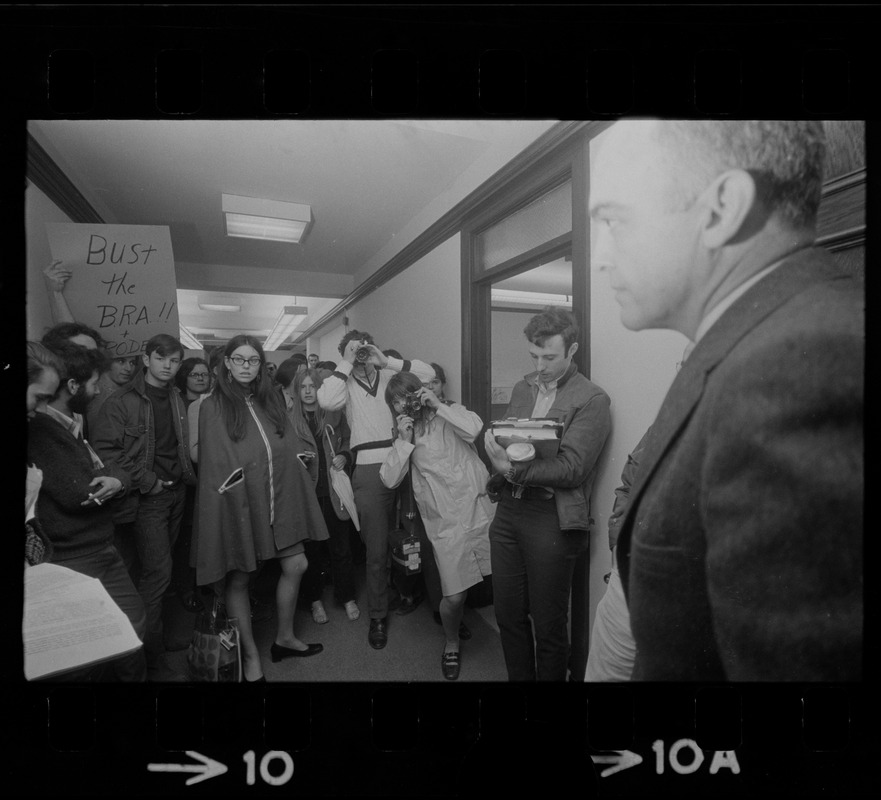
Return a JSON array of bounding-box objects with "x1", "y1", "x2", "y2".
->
[
  {"x1": 91, "y1": 368, "x2": 196, "y2": 523},
  {"x1": 503, "y1": 362, "x2": 611, "y2": 530}
]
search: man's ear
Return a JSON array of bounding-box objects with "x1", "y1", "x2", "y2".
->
[
  {"x1": 142, "y1": 352, "x2": 150, "y2": 369},
  {"x1": 700, "y1": 168, "x2": 757, "y2": 249},
  {"x1": 567, "y1": 341, "x2": 579, "y2": 360},
  {"x1": 66, "y1": 377, "x2": 80, "y2": 396}
]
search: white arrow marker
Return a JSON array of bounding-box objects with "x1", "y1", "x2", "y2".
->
[
  {"x1": 148, "y1": 751, "x2": 228, "y2": 786},
  {"x1": 591, "y1": 750, "x2": 643, "y2": 778}
]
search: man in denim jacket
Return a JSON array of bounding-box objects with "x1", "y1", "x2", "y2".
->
[{"x1": 484, "y1": 307, "x2": 611, "y2": 681}]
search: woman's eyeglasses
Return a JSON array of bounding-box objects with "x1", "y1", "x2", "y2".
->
[
  {"x1": 229, "y1": 356, "x2": 262, "y2": 367},
  {"x1": 188, "y1": 372, "x2": 210, "y2": 379}
]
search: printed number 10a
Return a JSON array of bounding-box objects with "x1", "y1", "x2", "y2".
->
[
  {"x1": 652, "y1": 740, "x2": 740, "y2": 775},
  {"x1": 243, "y1": 751, "x2": 295, "y2": 786}
]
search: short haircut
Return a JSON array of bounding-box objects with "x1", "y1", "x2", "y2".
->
[
  {"x1": 430, "y1": 362, "x2": 446, "y2": 385},
  {"x1": 175, "y1": 357, "x2": 209, "y2": 392},
  {"x1": 385, "y1": 371, "x2": 431, "y2": 436},
  {"x1": 47, "y1": 342, "x2": 108, "y2": 386},
  {"x1": 383, "y1": 349, "x2": 403, "y2": 360},
  {"x1": 145, "y1": 333, "x2": 184, "y2": 359},
  {"x1": 338, "y1": 329, "x2": 374, "y2": 356},
  {"x1": 651, "y1": 120, "x2": 827, "y2": 230},
  {"x1": 27, "y1": 341, "x2": 64, "y2": 389},
  {"x1": 275, "y1": 356, "x2": 303, "y2": 389},
  {"x1": 317, "y1": 360, "x2": 337, "y2": 372},
  {"x1": 308, "y1": 353, "x2": 319, "y2": 359},
  {"x1": 41, "y1": 321, "x2": 105, "y2": 351},
  {"x1": 523, "y1": 307, "x2": 579, "y2": 352}
]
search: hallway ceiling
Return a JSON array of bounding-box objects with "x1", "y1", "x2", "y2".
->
[{"x1": 29, "y1": 119, "x2": 556, "y2": 350}]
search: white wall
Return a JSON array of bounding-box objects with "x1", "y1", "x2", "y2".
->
[
  {"x1": 26, "y1": 182, "x2": 75, "y2": 341},
  {"x1": 319, "y1": 234, "x2": 462, "y2": 400},
  {"x1": 314, "y1": 323, "x2": 348, "y2": 368}
]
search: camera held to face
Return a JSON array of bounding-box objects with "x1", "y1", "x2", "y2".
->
[
  {"x1": 403, "y1": 392, "x2": 424, "y2": 417},
  {"x1": 355, "y1": 341, "x2": 372, "y2": 363}
]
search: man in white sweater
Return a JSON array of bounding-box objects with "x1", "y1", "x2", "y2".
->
[{"x1": 317, "y1": 330, "x2": 434, "y2": 650}]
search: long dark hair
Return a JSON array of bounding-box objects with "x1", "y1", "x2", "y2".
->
[
  {"x1": 385, "y1": 371, "x2": 432, "y2": 438},
  {"x1": 212, "y1": 335, "x2": 288, "y2": 441}
]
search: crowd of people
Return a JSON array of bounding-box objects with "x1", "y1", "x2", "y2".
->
[{"x1": 24, "y1": 119, "x2": 863, "y2": 684}]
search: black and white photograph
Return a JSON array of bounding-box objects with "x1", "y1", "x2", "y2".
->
[
  {"x1": 7, "y1": 5, "x2": 873, "y2": 797},
  {"x1": 23, "y1": 118, "x2": 865, "y2": 686}
]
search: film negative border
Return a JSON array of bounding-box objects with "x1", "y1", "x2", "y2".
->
[{"x1": 3, "y1": 4, "x2": 877, "y2": 798}]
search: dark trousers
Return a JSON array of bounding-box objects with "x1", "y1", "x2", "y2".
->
[
  {"x1": 301, "y1": 494, "x2": 358, "y2": 605},
  {"x1": 54, "y1": 544, "x2": 148, "y2": 681},
  {"x1": 489, "y1": 490, "x2": 588, "y2": 681},
  {"x1": 128, "y1": 483, "x2": 187, "y2": 661},
  {"x1": 352, "y1": 463, "x2": 396, "y2": 619},
  {"x1": 171, "y1": 484, "x2": 198, "y2": 596}
]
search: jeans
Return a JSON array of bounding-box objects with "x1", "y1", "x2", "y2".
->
[
  {"x1": 352, "y1": 463, "x2": 396, "y2": 619},
  {"x1": 489, "y1": 490, "x2": 588, "y2": 681},
  {"x1": 54, "y1": 544, "x2": 148, "y2": 681},
  {"x1": 133, "y1": 483, "x2": 187, "y2": 660}
]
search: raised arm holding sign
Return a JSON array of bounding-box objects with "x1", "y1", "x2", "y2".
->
[{"x1": 45, "y1": 224, "x2": 181, "y2": 357}]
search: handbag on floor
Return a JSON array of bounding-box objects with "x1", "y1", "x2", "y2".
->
[{"x1": 187, "y1": 595, "x2": 242, "y2": 682}]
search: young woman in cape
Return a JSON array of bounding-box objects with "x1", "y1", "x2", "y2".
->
[{"x1": 190, "y1": 335, "x2": 329, "y2": 682}]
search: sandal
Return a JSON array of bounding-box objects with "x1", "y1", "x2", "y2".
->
[
  {"x1": 311, "y1": 601, "x2": 328, "y2": 625},
  {"x1": 441, "y1": 649, "x2": 460, "y2": 681},
  {"x1": 344, "y1": 601, "x2": 360, "y2": 621}
]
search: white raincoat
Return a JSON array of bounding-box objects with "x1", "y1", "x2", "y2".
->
[{"x1": 380, "y1": 402, "x2": 493, "y2": 596}]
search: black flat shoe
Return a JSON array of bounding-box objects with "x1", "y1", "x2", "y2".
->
[
  {"x1": 270, "y1": 642, "x2": 323, "y2": 662},
  {"x1": 244, "y1": 674, "x2": 266, "y2": 683},
  {"x1": 368, "y1": 618, "x2": 388, "y2": 649},
  {"x1": 441, "y1": 650, "x2": 460, "y2": 681}
]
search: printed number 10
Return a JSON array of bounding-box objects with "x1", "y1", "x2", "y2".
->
[{"x1": 243, "y1": 751, "x2": 295, "y2": 786}]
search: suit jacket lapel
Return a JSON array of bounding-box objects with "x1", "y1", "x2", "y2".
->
[{"x1": 618, "y1": 248, "x2": 850, "y2": 581}]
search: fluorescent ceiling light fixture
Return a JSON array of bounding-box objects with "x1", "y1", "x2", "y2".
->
[
  {"x1": 179, "y1": 325, "x2": 204, "y2": 350},
  {"x1": 198, "y1": 303, "x2": 241, "y2": 312},
  {"x1": 222, "y1": 193, "x2": 313, "y2": 243},
  {"x1": 491, "y1": 289, "x2": 572, "y2": 307},
  {"x1": 263, "y1": 305, "x2": 309, "y2": 351}
]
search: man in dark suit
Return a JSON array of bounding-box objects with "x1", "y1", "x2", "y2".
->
[{"x1": 589, "y1": 120, "x2": 863, "y2": 681}]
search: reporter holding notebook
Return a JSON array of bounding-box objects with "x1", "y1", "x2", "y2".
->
[{"x1": 483, "y1": 307, "x2": 610, "y2": 682}]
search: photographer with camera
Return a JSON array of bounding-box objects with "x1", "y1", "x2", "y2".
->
[
  {"x1": 380, "y1": 373, "x2": 494, "y2": 680},
  {"x1": 317, "y1": 331, "x2": 434, "y2": 650}
]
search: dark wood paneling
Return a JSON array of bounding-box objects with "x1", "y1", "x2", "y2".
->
[
  {"x1": 817, "y1": 120, "x2": 866, "y2": 281},
  {"x1": 823, "y1": 121, "x2": 865, "y2": 178},
  {"x1": 26, "y1": 133, "x2": 104, "y2": 224}
]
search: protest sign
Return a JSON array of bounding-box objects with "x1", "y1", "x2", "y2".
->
[{"x1": 45, "y1": 223, "x2": 180, "y2": 356}]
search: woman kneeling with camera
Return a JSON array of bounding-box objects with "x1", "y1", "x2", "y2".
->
[{"x1": 379, "y1": 372, "x2": 494, "y2": 680}]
